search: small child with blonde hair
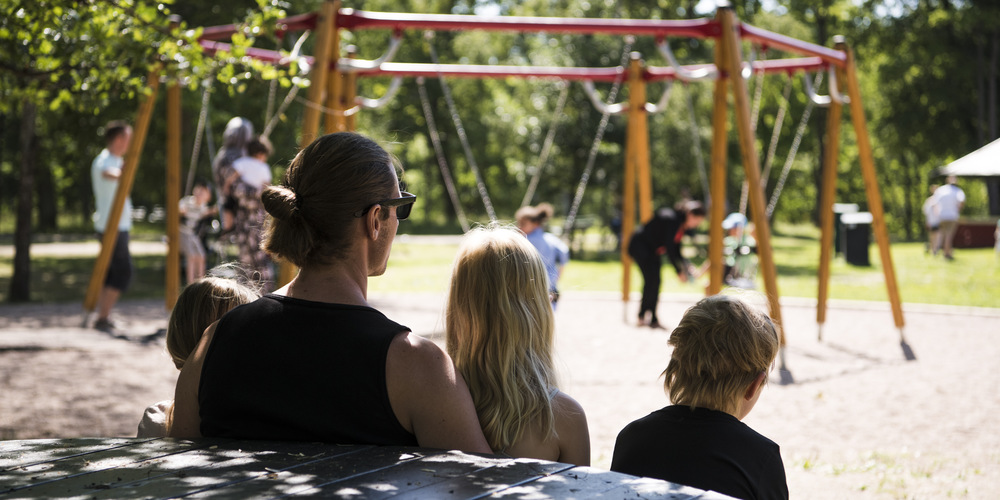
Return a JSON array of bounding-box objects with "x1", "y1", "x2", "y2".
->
[
  {"x1": 611, "y1": 294, "x2": 787, "y2": 500},
  {"x1": 137, "y1": 270, "x2": 259, "y2": 437},
  {"x1": 446, "y1": 225, "x2": 590, "y2": 465}
]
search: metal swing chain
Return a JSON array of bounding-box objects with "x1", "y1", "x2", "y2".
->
[
  {"x1": 427, "y1": 33, "x2": 498, "y2": 222},
  {"x1": 761, "y1": 78, "x2": 795, "y2": 187},
  {"x1": 184, "y1": 79, "x2": 213, "y2": 196},
  {"x1": 417, "y1": 76, "x2": 471, "y2": 233},
  {"x1": 263, "y1": 30, "x2": 312, "y2": 137},
  {"x1": 740, "y1": 72, "x2": 792, "y2": 216},
  {"x1": 521, "y1": 82, "x2": 571, "y2": 208},
  {"x1": 766, "y1": 72, "x2": 823, "y2": 218},
  {"x1": 749, "y1": 50, "x2": 767, "y2": 130},
  {"x1": 562, "y1": 37, "x2": 634, "y2": 237},
  {"x1": 685, "y1": 85, "x2": 710, "y2": 204},
  {"x1": 266, "y1": 76, "x2": 279, "y2": 127},
  {"x1": 739, "y1": 48, "x2": 768, "y2": 215}
]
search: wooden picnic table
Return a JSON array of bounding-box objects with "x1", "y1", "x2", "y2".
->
[{"x1": 0, "y1": 438, "x2": 734, "y2": 498}]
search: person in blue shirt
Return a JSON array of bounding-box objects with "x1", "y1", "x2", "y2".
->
[
  {"x1": 516, "y1": 203, "x2": 570, "y2": 307},
  {"x1": 91, "y1": 120, "x2": 133, "y2": 334}
]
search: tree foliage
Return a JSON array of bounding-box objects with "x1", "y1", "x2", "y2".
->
[
  {"x1": 0, "y1": 0, "x2": 291, "y2": 300},
  {"x1": 2, "y1": 0, "x2": 997, "y2": 262}
]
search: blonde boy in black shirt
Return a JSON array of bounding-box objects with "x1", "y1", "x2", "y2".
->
[{"x1": 611, "y1": 295, "x2": 788, "y2": 500}]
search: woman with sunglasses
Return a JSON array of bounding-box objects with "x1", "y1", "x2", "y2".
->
[{"x1": 171, "y1": 133, "x2": 491, "y2": 454}]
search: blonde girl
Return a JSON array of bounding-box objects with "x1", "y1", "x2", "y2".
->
[
  {"x1": 446, "y1": 225, "x2": 590, "y2": 465},
  {"x1": 137, "y1": 271, "x2": 259, "y2": 437}
]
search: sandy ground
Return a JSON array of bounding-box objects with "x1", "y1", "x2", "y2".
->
[{"x1": 1, "y1": 291, "x2": 998, "y2": 499}]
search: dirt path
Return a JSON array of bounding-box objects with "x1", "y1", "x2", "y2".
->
[{"x1": 1, "y1": 293, "x2": 998, "y2": 498}]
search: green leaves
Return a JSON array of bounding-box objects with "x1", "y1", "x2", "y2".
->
[{"x1": 0, "y1": 0, "x2": 294, "y2": 112}]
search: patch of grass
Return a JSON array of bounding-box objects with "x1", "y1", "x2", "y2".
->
[
  {"x1": 2, "y1": 224, "x2": 998, "y2": 307},
  {"x1": 374, "y1": 226, "x2": 1000, "y2": 308},
  {"x1": 0, "y1": 254, "x2": 166, "y2": 303}
]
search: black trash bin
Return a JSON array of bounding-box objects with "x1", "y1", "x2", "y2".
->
[
  {"x1": 832, "y1": 203, "x2": 859, "y2": 255},
  {"x1": 841, "y1": 212, "x2": 873, "y2": 266}
]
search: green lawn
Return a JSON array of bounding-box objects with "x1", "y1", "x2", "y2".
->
[
  {"x1": 372, "y1": 224, "x2": 999, "y2": 309},
  {"x1": 2, "y1": 224, "x2": 998, "y2": 308}
]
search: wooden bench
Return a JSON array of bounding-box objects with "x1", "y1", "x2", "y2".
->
[{"x1": 0, "y1": 438, "x2": 734, "y2": 498}]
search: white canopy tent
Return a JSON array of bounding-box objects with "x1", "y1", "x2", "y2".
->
[{"x1": 934, "y1": 138, "x2": 1000, "y2": 215}]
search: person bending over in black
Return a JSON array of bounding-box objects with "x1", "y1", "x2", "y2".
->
[{"x1": 627, "y1": 200, "x2": 706, "y2": 328}]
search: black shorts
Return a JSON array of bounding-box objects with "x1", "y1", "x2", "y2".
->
[{"x1": 98, "y1": 231, "x2": 133, "y2": 292}]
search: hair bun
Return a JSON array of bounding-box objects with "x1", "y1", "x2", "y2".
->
[{"x1": 262, "y1": 185, "x2": 300, "y2": 221}]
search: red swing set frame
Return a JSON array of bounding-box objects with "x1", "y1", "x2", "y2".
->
[{"x1": 85, "y1": 1, "x2": 906, "y2": 355}]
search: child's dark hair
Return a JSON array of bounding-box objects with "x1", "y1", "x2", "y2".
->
[
  {"x1": 104, "y1": 120, "x2": 130, "y2": 145},
  {"x1": 247, "y1": 135, "x2": 273, "y2": 159}
]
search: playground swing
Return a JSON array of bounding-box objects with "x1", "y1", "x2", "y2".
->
[
  {"x1": 684, "y1": 83, "x2": 711, "y2": 204},
  {"x1": 418, "y1": 74, "x2": 569, "y2": 230},
  {"x1": 722, "y1": 70, "x2": 825, "y2": 291},
  {"x1": 425, "y1": 32, "x2": 498, "y2": 222},
  {"x1": 563, "y1": 38, "x2": 635, "y2": 238},
  {"x1": 419, "y1": 32, "x2": 583, "y2": 228},
  {"x1": 417, "y1": 75, "x2": 472, "y2": 233},
  {"x1": 520, "y1": 81, "x2": 570, "y2": 208},
  {"x1": 737, "y1": 70, "x2": 824, "y2": 219}
]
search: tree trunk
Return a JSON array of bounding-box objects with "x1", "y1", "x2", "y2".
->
[
  {"x1": 36, "y1": 149, "x2": 57, "y2": 232},
  {"x1": 990, "y1": 31, "x2": 998, "y2": 141},
  {"x1": 977, "y1": 42, "x2": 987, "y2": 145},
  {"x1": 10, "y1": 100, "x2": 37, "y2": 303}
]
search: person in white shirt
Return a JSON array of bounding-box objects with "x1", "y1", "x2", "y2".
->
[
  {"x1": 229, "y1": 135, "x2": 273, "y2": 191},
  {"x1": 932, "y1": 176, "x2": 965, "y2": 260},
  {"x1": 91, "y1": 120, "x2": 133, "y2": 334}
]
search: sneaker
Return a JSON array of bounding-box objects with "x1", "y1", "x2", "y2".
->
[{"x1": 93, "y1": 318, "x2": 117, "y2": 334}]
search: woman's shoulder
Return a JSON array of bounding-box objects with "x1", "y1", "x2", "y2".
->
[
  {"x1": 551, "y1": 390, "x2": 587, "y2": 424},
  {"x1": 550, "y1": 390, "x2": 591, "y2": 466},
  {"x1": 387, "y1": 331, "x2": 448, "y2": 370}
]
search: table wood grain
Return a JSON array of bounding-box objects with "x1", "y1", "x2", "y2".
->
[{"x1": 0, "y1": 438, "x2": 733, "y2": 499}]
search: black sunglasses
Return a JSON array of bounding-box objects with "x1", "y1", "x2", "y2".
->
[{"x1": 353, "y1": 191, "x2": 417, "y2": 220}]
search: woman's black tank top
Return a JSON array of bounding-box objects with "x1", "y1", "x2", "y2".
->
[{"x1": 198, "y1": 294, "x2": 418, "y2": 445}]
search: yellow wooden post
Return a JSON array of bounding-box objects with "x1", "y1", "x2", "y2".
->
[
  {"x1": 707, "y1": 41, "x2": 730, "y2": 296},
  {"x1": 165, "y1": 75, "x2": 182, "y2": 310},
  {"x1": 84, "y1": 67, "x2": 161, "y2": 313},
  {"x1": 281, "y1": 0, "x2": 339, "y2": 287},
  {"x1": 304, "y1": 0, "x2": 338, "y2": 144},
  {"x1": 717, "y1": 6, "x2": 784, "y2": 340},
  {"x1": 816, "y1": 84, "x2": 843, "y2": 338},
  {"x1": 323, "y1": 45, "x2": 346, "y2": 134},
  {"x1": 629, "y1": 54, "x2": 653, "y2": 223},
  {"x1": 836, "y1": 37, "x2": 906, "y2": 334},
  {"x1": 344, "y1": 47, "x2": 358, "y2": 132},
  {"x1": 621, "y1": 94, "x2": 638, "y2": 303}
]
